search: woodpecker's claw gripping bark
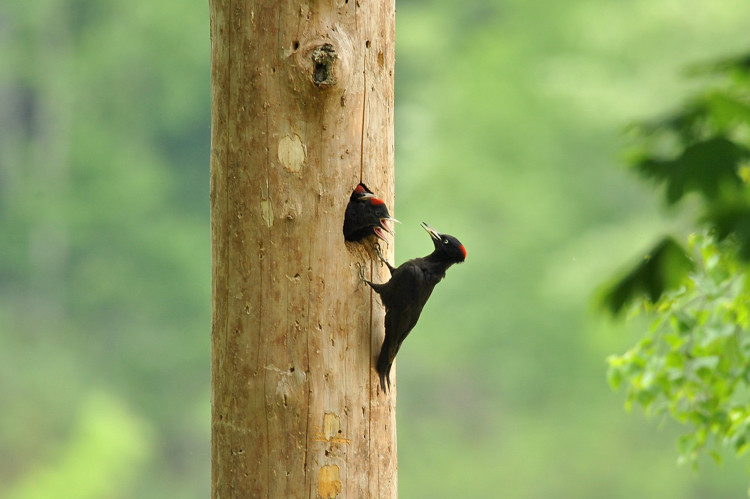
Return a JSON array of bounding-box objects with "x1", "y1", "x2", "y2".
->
[
  {"x1": 356, "y1": 263, "x2": 370, "y2": 289},
  {"x1": 373, "y1": 243, "x2": 395, "y2": 274}
]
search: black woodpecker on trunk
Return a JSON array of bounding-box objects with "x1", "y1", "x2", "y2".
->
[{"x1": 360, "y1": 222, "x2": 467, "y2": 392}]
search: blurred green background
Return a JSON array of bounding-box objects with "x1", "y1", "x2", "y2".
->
[{"x1": 3, "y1": 0, "x2": 750, "y2": 497}]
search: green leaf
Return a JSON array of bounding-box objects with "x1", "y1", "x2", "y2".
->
[
  {"x1": 670, "y1": 310, "x2": 696, "y2": 334},
  {"x1": 692, "y1": 356, "x2": 720, "y2": 378},
  {"x1": 599, "y1": 236, "x2": 695, "y2": 314},
  {"x1": 607, "y1": 365, "x2": 623, "y2": 391},
  {"x1": 704, "y1": 204, "x2": 750, "y2": 260},
  {"x1": 634, "y1": 137, "x2": 749, "y2": 205}
]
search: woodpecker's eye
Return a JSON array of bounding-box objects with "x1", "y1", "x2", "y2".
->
[{"x1": 443, "y1": 238, "x2": 449, "y2": 244}]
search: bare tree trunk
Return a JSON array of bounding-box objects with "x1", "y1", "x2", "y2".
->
[{"x1": 209, "y1": 1, "x2": 396, "y2": 497}]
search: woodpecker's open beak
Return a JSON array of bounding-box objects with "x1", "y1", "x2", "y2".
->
[
  {"x1": 379, "y1": 216, "x2": 400, "y2": 235},
  {"x1": 373, "y1": 226, "x2": 388, "y2": 241},
  {"x1": 421, "y1": 222, "x2": 441, "y2": 241}
]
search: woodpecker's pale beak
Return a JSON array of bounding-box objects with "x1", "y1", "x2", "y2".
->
[
  {"x1": 373, "y1": 226, "x2": 388, "y2": 241},
  {"x1": 421, "y1": 222, "x2": 441, "y2": 241},
  {"x1": 379, "y1": 217, "x2": 399, "y2": 236}
]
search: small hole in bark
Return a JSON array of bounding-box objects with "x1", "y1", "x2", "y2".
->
[
  {"x1": 365, "y1": 40, "x2": 371, "y2": 48},
  {"x1": 314, "y1": 63, "x2": 327, "y2": 83},
  {"x1": 311, "y1": 44, "x2": 337, "y2": 87},
  {"x1": 293, "y1": 40, "x2": 300, "y2": 50}
]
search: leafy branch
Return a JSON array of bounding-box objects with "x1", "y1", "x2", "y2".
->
[
  {"x1": 602, "y1": 50, "x2": 750, "y2": 474},
  {"x1": 608, "y1": 233, "x2": 750, "y2": 467}
]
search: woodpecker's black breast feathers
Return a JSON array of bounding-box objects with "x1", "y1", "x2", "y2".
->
[
  {"x1": 361, "y1": 222, "x2": 466, "y2": 392},
  {"x1": 343, "y1": 183, "x2": 398, "y2": 242}
]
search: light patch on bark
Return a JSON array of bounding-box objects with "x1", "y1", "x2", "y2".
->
[
  {"x1": 316, "y1": 412, "x2": 350, "y2": 445},
  {"x1": 260, "y1": 198, "x2": 273, "y2": 227},
  {"x1": 317, "y1": 465, "x2": 342, "y2": 498},
  {"x1": 277, "y1": 134, "x2": 305, "y2": 174},
  {"x1": 323, "y1": 412, "x2": 340, "y2": 440}
]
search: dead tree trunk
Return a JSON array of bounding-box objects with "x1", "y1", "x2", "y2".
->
[{"x1": 209, "y1": 1, "x2": 396, "y2": 497}]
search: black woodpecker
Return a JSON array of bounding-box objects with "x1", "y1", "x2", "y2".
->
[
  {"x1": 343, "y1": 183, "x2": 398, "y2": 242},
  {"x1": 360, "y1": 222, "x2": 466, "y2": 392}
]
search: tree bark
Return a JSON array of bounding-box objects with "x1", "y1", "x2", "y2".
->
[{"x1": 209, "y1": 1, "x2": 396, "y2": 497}]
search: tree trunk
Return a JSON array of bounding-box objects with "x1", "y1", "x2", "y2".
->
[{"x1": 209, "y1": 1, "x2": 396, "y2": 497}]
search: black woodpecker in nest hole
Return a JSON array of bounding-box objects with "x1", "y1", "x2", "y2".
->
[{"x1": 343, "y1": 183, "x2": 398, "y2": 242}]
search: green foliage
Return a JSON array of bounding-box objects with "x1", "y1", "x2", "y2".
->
[
  {"x1": 5, "y1": 392, "x2": 151, "y2": 499},
  {"x1": 606, "y1": 52, "x2": 750, "y2": 313},
  {"x1": 634, "y1": 136, "x2": 748, "y2": 205},
  {"x1": 0, "y1": 0, "x2": 209, "y2": 496},
  {"x1": 601, "y1": 236, "x2": 694, "y2": 315},
  {"x1": 605, "y1": 50, "x2": 750, "y2": 480},
  {"x1": 608, "y1": 234, "x2": 750, "y2": 467}
]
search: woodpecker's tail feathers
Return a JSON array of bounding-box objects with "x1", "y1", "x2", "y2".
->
[{"x1": 376, "y1": 350, "x2": 393, "y2": 393}]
